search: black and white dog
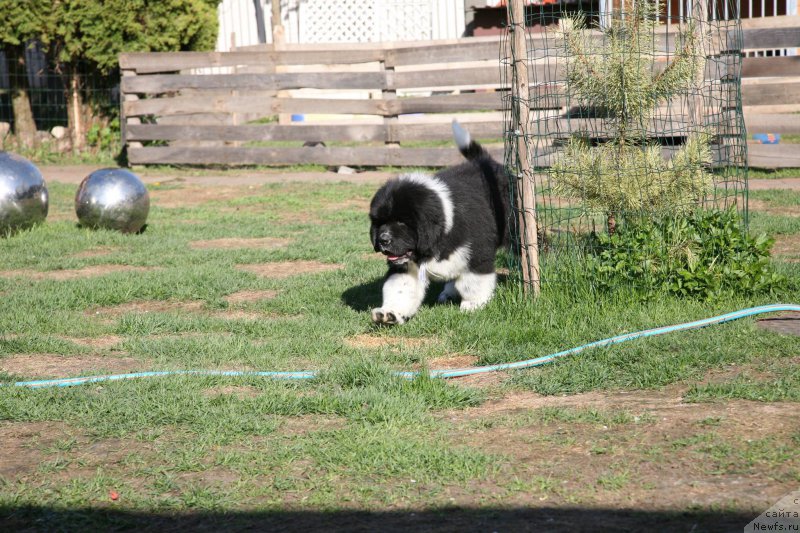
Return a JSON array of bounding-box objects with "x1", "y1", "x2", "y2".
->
[{"x1": 368, "y1": 121, "x2": 510, "y2": 325}]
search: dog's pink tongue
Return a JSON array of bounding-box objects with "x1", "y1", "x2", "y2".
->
[{"x1": 387, "y1": 255, "x2": 399, "y2": 261}]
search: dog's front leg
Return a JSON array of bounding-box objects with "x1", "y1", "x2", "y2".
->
[
  {"x1": 372, "y1": 263, "x2": 428, "y2": 325},
  {"x1": 456, "y1": 272, "x2": 496, "y2": 311}
]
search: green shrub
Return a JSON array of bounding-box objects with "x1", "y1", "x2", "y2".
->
[{"x1": 586, "y1": 209, "x2": 785, "y2": 299}]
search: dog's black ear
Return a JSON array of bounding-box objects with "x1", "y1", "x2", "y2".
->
[
  {"x1": 370, "y1": 222, "x2": 380, "y2": 251},
  {"x1": 414, "y1": 196, "x2": 446, "y2": 258}
]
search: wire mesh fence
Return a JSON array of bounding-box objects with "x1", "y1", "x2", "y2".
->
[
  {"x1": 502, "y1": 0, "x2": 748, "y2": 297},
  {"x1": 0, "y1": 44, "x2": 119, "y2": 152}
]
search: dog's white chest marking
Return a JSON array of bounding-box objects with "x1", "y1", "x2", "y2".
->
[{"x1": 424, "y1": 245, "x2": 471, "y2": 281}]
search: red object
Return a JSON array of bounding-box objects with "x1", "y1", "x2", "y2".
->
[{"x1": 110, "y1": 490, "x2": 119, "y2": 501}]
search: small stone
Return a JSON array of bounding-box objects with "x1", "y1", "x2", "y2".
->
[{"x1": 51, "y1": 125, "x2": 68, "y2": 139}]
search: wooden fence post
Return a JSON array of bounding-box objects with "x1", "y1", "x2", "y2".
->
[
  {"x1": 507, "y1": 0, "x2": 541, "y2": 295},
  {"x1": 120, "y1": 67, "x2": 143, "y2": 165}
]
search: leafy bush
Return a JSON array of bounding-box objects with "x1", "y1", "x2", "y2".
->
[
  {"x1": 86, "y1": 116, "x2": 120, "y2": 153},
  {"x1": 586, "y1": 209, "x2": 785, "y2": 299}
]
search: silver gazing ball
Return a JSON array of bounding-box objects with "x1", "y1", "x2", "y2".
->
[
  {"x1": 0, "y1": 151, "x2": 49, "y2": 235},
  {"x1": 75, "y1": 168, "x2": 150, "y2": 233}
]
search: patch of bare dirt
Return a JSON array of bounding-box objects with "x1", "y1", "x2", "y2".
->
[
  {"x1": 344, "y1": 334, "x2": 433, "y2": 351},
  {"x1": 443, "y1": 385, "x2": 800, "y2": 511},
  {"x1": 749, "y1": 199, "x2": 800, "y2": 217},
  {"x1": 0, "y1": 421, "x2": 72, "y2": 478},
  {"x1": 224, "y1": 289, "x2": 279, "y2": 305},
  {"x1": 0, "y1": 421, "x2": 158, "y2": 484},
  {"x1": 189, "y1": 237, "x2": 291, "y2": 250},
  {"x1": 0, "y1": 265, "x2": 155, "y2": 281},
  {"x1": 237, "y1": 261, "x2": 343, "y2": 279},
  {"x1": 86, "y1": 300, "x2": 277, "y2": 322},
  {"x1": 772, "y1": 234, "x2": 800, "y2": 259},
  {"x1": 150, "y1": 185, "x2": 251, "y2": 208},
  {"x1": 60, "y1": 335, "x2": 124, "y2": 351},
  {"x1": 1, "y1": 354, "x2": 143, "y2": 378},
  {"x1": 420, "y1": 355, "x2": 510, "y2": 388},
  {"x1": 427, "y1": 354, "x2": 479, "y2": 369},
  {"x1": 756, "y1": 311, "x2": 800, "y2": 336},
  {"x1": 449, "y1": 370, "x2": 507, "y2": 389},
  {"x1": 750, "y1": 178, "x2": 800, "y2": 191},
  {"x1": 87, "y1": 300, "x2": 205, "y2": 318}
]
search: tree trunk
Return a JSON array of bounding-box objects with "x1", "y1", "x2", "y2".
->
[
  {"x1": 7, "y1": 46, "x2": 37, "y2": 149},
  {"x1": 65, "y1": 65, "x2": 86, "y2": 151},
  {"x1": 607, "y1": 212, "x2": 617, "y2": 235}
]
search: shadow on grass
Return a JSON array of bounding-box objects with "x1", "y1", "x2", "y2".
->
[
  {"x1": 341, "y1": 271, "x2": 513, "y2": 314},
  {"x1": 341, "y1": 276, "x2": 451, "y2": 314},
  {"x1": 1, "y1": 505, "x2": 757, "y2": 532},
  {"x1": 341, "y1": 276, "x2": 384, "y2": 312}
]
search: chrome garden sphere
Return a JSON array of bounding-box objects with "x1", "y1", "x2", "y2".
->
[
  {"x1": 75, "y1": 168, "x2": 150, "y2": 233},
  {"x1": 0, "y1": 151, "x2": 49, "y2": 235}
]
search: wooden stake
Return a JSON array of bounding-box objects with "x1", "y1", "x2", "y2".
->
[
  {"x1": 507, "y1": 0, "x2": 541, "y2": 295},
  {"x1": 271, "y1": 0, "x2": 285, "y2": 47}
]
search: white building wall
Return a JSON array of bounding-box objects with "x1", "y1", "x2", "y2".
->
[{"x1": 216, "y1": 0, "x2": 465, "y2": 50}]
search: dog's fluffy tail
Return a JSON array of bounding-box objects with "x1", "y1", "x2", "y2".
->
[{"x1": 452, "y1": 119, "x2": 488, "y2": 161}]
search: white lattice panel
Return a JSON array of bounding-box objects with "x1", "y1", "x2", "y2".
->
[
  {"x1": 298, "y1": 0, "x2": 463, "y2": 43},
  {"x1": 299, "y1": 0, "x2": 376, "y2": 43},
  {"x1": 379, "y1": 1, "x2": 432, "y2": 41}
]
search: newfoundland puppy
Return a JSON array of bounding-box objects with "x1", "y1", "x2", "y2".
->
[{"x1": 368, "y1": 120, "x2": 509, "y2": 325}]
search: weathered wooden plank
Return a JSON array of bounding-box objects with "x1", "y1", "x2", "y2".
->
[
  {"x1": 126, "y1": 121, "x2": 506, "y2": 143},
  {"x1": 125, "y1": 94, "x2": 382, "y2": 117},
  {"x1": 387, "y1": 40, "x2": 504, "y2": 67},
  {"x1": 740, "y1": 14, "x2": 800, "y2": 30},
  {"x1": 741, "y1": 56, "x2": 800, "y2": 78},
  {"x1": 121, "y1": 68, "x2": 528, "y2": 94},
  {"x1": 747, "y1": 143, "x2": 800, "y2": 168},
  {"x1": 390, "y1": 66, "x2": 510, "y2": 89},
  {"x1": 119, "y1": 50, "x2": 386, "y2": 73},
  {"x1": 128, "y1": 145, "x2": 506, "y2": 166},
  {"x1": 122, "y1": 89, "x2": 571, "y2": 119},
  {"x1": 121, "y1": 72, "x2": 387, "y2": 93},
  {"x1": 741, "y1": 81, "x2": 800, "y2": 107},
  {"x1": 744, "y1": 113, "x2": 800, "y2": 135},
  {"x1": 742, "y1": 27, "x2": 800, "y2": 50},
  {"x1": 127, "y1": 124, "x2": 385, "y2": 142}
]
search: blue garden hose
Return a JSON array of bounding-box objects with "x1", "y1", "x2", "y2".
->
[{"x1": 6, "y1": 304, "x2": 800, "y2": 389}]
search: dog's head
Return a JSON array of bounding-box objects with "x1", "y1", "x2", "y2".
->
[{"x1": 369, "y1": 174, "x2": 452, "y2": 266}]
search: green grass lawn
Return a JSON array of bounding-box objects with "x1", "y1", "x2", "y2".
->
[{"x1": 0, "y1": 178, "x2": 798, "y2": 529}]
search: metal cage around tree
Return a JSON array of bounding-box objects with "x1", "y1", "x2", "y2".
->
[{"x1": 501, "y1": 0, "x2": 748, "y2": 295}]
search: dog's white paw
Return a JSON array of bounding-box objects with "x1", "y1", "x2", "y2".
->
[
  {"x1": 371, "y1": 307, "x2": 407, "y2": 325},
  {"x1": 459, "y1": 300, "x2": 487, "y2": 312}
]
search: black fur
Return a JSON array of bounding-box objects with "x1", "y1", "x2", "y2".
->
[{"x1": 369, "y1": 140, "x2": 509, "y2": 276}]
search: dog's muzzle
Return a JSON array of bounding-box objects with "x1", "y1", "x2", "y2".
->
[{"x1": 375, "y1": 231, "x2": 413, "y2": 264}]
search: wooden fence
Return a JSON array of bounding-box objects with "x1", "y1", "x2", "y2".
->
[{"x1": 120, "y1": 15, "x2": 800, "y2": 168}]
